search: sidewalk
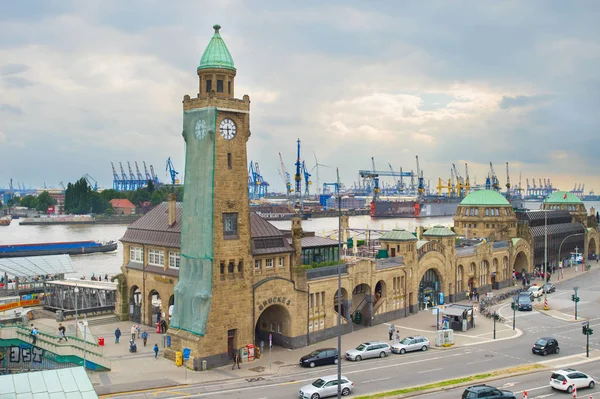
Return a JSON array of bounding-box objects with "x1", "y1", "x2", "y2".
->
[{"x1": 27, "y1": 263, "x2": 594, "y2": 395}]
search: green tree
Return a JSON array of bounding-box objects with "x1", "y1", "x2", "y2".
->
[
  {"x1": 130, "y1": 188, "x2": 151, "y2": 205},
  {"x1": 150, "y1": 191, "x2": 164, "y2": 205},
  {"x1": 20, "y1": 195, "x2": 37, "y2": 208},
  {"x1": 103, "y1": 204, "x2": 115, "y2": 216},
  {"x1": 35, "y1": 191, "x2": 56, "y2": 212},
  {"x1": 64, "y1": 178, "x2": 92, "y2": 214},
  {"x1": 90, "y1": 191, "x2": 109, "y2": 214},
  {"x1": 147, "y1": 180, "x2": 155, "y2": 194}
]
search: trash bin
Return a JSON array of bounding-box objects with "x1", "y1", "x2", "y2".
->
[
  {"x1": 56, "y1": 310, "x2": 64, "y2": 322},
  {"x1": 354, "y1": 311, "x2": 362, "y2": 324},
  {"x1": 201, "y1": 360, "x2": 207, "y2": 371},
  {"x1": 98, "y1": 337, "x2": 105, "y2": 346},
  {"x1": 175, "y1": 351, "x2": 183, "y2": 366}
]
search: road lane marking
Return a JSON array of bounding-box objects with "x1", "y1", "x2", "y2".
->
[
  {"x1": 362, "y1": 377, "x2": 391, "y2": 383},
  {"x1": 514, "y1": 384, "x2": 549, "y2": 393},
  {"x1": 418, "y1": 368, "x2": 442, "y2": 373}
]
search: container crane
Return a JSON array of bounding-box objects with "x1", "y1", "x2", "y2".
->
[
  {"x1": 143, "y1": 161, "x2": 152, "y2": 183},
  {"x1": 119, "y1": 162, "x2": 129, "y2": 191},
  {"x1": 464, "y1": 163, "x2": 471, "y2": 194},
  {"x1": 165, "y1": 157, "x2": 180, "y2": 185},
  {"x1": 248, "y1": 161, "x2": 260, "y2": 200},
  {"x1": 135, "y1": 162, "x2": 145, "y2": 188},
  {"x1": 111, "y1": 162, "x2": 122, "y2": 191},
  {"x1": 489, "y1": 162, "x2": 500, "y2": 191},
  {"x1": 150, "y1": 165, "x2": 159, "y2": 185},
  {"x1": 127, "y1": 162, "x2": 137, "y2": 190}
]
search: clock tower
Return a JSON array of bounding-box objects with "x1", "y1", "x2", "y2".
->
[{"x1": 167, "y1": 24, "x2": 254, "y2": 366}]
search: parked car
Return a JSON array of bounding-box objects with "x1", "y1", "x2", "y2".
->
[
  {"x1": 345, "y1": 341, "x2": 391, "y2": 361},
  {"x1": 517, "y1": 295, "x2": 532, "y2": 311},
  {"x1": 300, "y1": 348, "x2": 338, "y2": 368},
  {"x1": 550, "y1": 368, "x2": 595, "y2": 393},
  {"x1": 391, "y1": 336, "x2": 430, "y2": 354},
  {"x1": 542, "y1": 283, "x2": 556, "y2": 293},
  {"x1": 462, "y1": 384, "x2": 516, "y2": 398},
  {"x1": 528, "y1": 285, "x2": 543, "y2": 298},
  {"x1": 298, "y1": 375, "x2": 354, "y2": 398},
  {"x1": 532, "y1": 337, "x2": 560, "y2": 356}
]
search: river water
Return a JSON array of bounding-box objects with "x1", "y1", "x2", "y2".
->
[{"x1": 2, "y1": 200, "x2": 598, "y2": 278}]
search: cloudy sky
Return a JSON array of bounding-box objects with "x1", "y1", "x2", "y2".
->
[{"x1": 1, "y1": 0, "x2": 599, "y2": 195}]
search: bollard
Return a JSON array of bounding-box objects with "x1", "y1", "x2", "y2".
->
[
  {"x1": 156, "y1": 322, "x2": 161, "y2": 333},
  {"x1": 572, "y1": 385, "x2": 576, "y2": 398}
]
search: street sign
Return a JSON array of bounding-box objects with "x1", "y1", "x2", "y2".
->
[{"x1": 183, "y1": 348, "x2": 191, "y2": 360}]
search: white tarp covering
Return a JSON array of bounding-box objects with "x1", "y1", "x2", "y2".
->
[{"x1": 0, "y1": 254, "x2": 75, "y2": 278}]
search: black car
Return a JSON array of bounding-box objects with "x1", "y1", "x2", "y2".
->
[
  {"x1": 517, "y1": 295, "x2": 532, "y2": 311},
  {"x1": 462, "y1": 384, "x2": 516, "y2": 398},
  {"x1": 299, "y1": 348, "x2": 338, "y2": 368},
  {"x1": 543, "y1": 283, "x2": 556, "y2": 293},
  {"x1": 532, "y1": 337, "x2": 560, "y2": 356}
]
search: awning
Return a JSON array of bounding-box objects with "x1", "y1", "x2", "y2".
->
[
  {"x1": 0, "y1": 254, "x2": 75, "y2": 278},
  {"x1": 442, "y1": 306, "x2": 470, "y2": 317}
]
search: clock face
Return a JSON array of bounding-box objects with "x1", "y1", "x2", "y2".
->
[
  {"x1": 219, "y1": 118, "x2": 237, "y2": 140},
  {"x1": 194, "y1": 119, "x2": 207, "y2": 140}
]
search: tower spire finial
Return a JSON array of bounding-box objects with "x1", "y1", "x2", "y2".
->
[{"x1": 213, "y1": 24, "x2": 221, "y2": 33}]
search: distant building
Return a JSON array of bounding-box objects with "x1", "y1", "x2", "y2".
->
[{"x1": 109, "y1": 199, "x2": 136, "y2": 215}]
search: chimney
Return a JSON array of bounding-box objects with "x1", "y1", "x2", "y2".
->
[
  {"x1": 291, "y1": 217, "x2": 303, "y2": 267},
  {"x1": 168, "y1": 193, "x2": 177, "y2": 227}
]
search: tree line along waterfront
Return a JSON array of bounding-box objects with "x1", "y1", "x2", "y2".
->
[{"x1": 2, "y1": 178, "x2": 183, "y2": 215}]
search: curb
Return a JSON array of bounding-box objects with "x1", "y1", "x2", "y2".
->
[{"x1": 533, "y1": 305, "x2": 585, "y2": 322}]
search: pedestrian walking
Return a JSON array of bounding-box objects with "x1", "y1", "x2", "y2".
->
[
  {"x1": 388, "y1": 324, "x2": 394, "y2": 341},
  {"x1": 130, "y1": 325, "x2": 136, "y2": 341},
  {"x1": 136, "y1": 324, "x2": 141, "y2": 338},
  {"x1": 395, "y1": 330, "x2": 400, "y2": 343},
  {"x1": 115, "y1": 327, "x2": 121, "y2": 343},
  {"x1": 157, "y1": 312, "x2": 161, "y2": 324},
  {"x1": 466, "y1": 291, "x2": 470, "y2": 302},
  {"x1": 30, "y1": 325, "x2": 38, "y2": 345},
  {"x1": 58, "y1": 323, "x2": 68, "y2": 342},
  {"x1": 141, "y1": 330, "x2": 148, "y2": 347},
  {"x1": 153, "y1": 344, "x2": 159, "y2": 359},
  {"x1": 232, "y1": 350, "x2": 241, "y2": 369},
  {"x1": 260, "y1": 340, "x2": 264, "y2": 356}
]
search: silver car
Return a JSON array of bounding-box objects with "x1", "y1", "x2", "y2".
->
[
  {"x1": 345, "y1": 341, "x2": 391, "y2": 361},
  {"x1": 391, "y1": 336, "x2": 430, "y2": 354},
  {"x1": 298, "y1": 375, "x2": 354, "y2": 399}
]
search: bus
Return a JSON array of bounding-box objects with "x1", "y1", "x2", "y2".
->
[{"x1": 0, "y1": 295, "x2": 41, "y2": 319}]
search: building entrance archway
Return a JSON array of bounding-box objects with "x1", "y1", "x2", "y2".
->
[
  {"x1": 418, "y1": 268, "x2": 442, "y2": 310},
  {"x1": 514, "y1": 251, "x2": 529, "y2": 277},
  {"x1": 129, "y1": 285, "x2": 141, "y2": 323},
  {"x1": 351, "y1": 283, "x2": 371, "y2": 324},
  {"x1": 589, "y1": 237, "x2": 597, "y2": 259},
  {"x1": 333, "y1": 288, "x2": 349, "y2": 319},
  {"x1": 255, "y1": 304, "x2": 292, "y2": 349},
  {"x1": 147, "y1": 289, "x2": 161, "y2": 326}
]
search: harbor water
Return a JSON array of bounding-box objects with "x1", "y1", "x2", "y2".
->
[{"x1": 1, "y1": 200, "x2": 598, "y2": 278}]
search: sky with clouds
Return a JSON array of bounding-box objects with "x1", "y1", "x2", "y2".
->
[{"x1": 1, "y1": 0, "x2": 599, "y2": 196}]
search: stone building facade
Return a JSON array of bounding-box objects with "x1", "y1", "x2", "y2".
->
[{"x1": 114, "y1": 25, "x2": 600, "y2": 369}]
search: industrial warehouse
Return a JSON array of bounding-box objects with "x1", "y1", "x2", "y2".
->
[{"x1": 112, "y1": 25, "x2": 600, "y2": 368}]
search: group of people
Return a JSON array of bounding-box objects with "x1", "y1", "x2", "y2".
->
[
  {"x1": 466, "y1": 290, "x2": 480, "y2": 302},
  {"x1": 388, "y1": 324, "x2": 401, "y2": 342},
  {"x1": 114, "y1": 325, "x2": 159, "y2": 358},
  {"x1": 80, "y1": 273, "x2": 110, "y2": 282}
]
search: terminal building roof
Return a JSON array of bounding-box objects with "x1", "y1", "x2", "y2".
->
[
  {"x1": 543, "y1": 191, "x2": 583, "y2": 204},
  {"x1": 0, "y1": 254, "x2": 75, "y2": 278},
  {"x1": 379, "y1": 229, "x2": 417, "y2": 242},
  {"x1": 459, "y1": 190, "x2": 510, "y2": 206},
  {"x1": 0, "y1": 366, "x2": 97, "y2": 399},
  {"x1": 423, "y1": 225, "x2": 456, "y2": 237}
]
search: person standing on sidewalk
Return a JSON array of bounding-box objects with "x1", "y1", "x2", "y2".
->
[
  {"x1": 395, "y1": 330, "x2": 400, "y2": 343},
  {"x1": 232, "y1": 349, "x2": 241, "y2": 369},
  {"x1": 115, "y1": 327, "x2": 121, "y2": 343},
  {"x1": 466, "y1": 291, "x2": 470, "y2": 302},
  {"x1": 141, "y1": 330, "x2": 148, "y2": 347},
  {"x1": 130, "y1": 325, "x2": 136, "y2": 341},
  {"x1": 388, "y1": 324, "x2": 394, "y2": 341},
  {"x1": 153, "y1": 343, "x2": 159, "y2": 359}
]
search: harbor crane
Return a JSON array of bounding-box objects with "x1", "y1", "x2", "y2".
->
[
  {"x1": 150, "y1": 165, "x2": 159, "y2": 185},
  {"x1": 83, "y1": 174, "x2": 98, "y2": 191},
  {"x1": 111, "y1": 162, "x2": 122, "y2": 191},
  {"x1": 143, "y1": 161, "x2": 152, "y2": 183},
  {"x1": 278, "y1": 152, "x2": 292, "y2": 200},
  {"x1": 416, "y1": 155, "x2": 425, "y2": 196},
  {"x1": 119, "y1": 162, "x2": 129, "y2": 191},
  {"x1": 358, "y1": 168, "x2": 412, "y2": 201},
  {"x1": 165, "y1": 157, "x2": 180, "y2": 185},
  {"x1": 127, "y1": 162, "x2": 138, "y2": 190},
  {"x1": 135, "y1": 162, "x2": 145, "y2": 189},
  {"x1": 489, "y1": 162, "x2": 500, "y2": 191},
  {"x1": 302, "y1": 161, "x2": 311, "y2": 196}
]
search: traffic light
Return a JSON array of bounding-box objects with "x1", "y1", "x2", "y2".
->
[
  {"x1": 572, "y1": 294, "x2": 576, "y2": 301},
  {"x1": 589, "y1": 327, "x2": 594, "y2": 335},
  {"x1": 576, "y1": 296, "x2": 581, "y2": 303},
  {"x1": 511, "y1": 302, "x2": 517, "y2": 310},
  {"x1": 583, "y1": 325, "x2": 588, "y2": 335}
]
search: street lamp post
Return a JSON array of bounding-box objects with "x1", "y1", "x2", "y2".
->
[
  {"x1": 336, "y1": 175, "x2": 342, "y2": 399},
  {"x1": 573, "y1": 286, "x2": 579, "y2": 320},
  {"x1": 492, "y1": 311, "x2": 497, "y2": 339},
  {"x1": 543, "y1": 210, "x2": 548, "y2": 310},
  {"x1": 74, "y1": 284, "x2": 79, "y2": 338},
  {"x1": 512, "y1": 295, "x2": 517, "y2": 331}
]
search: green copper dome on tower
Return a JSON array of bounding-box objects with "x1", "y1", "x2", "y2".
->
[{"x1": 198, "y1": 24, "x2": 236, "y2": 72}]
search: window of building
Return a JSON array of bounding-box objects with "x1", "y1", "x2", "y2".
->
[
  {"x1": 265, "y1": 258, "x2": 273, "y2": 269},
  {"x1": 220, "y1": 261, "x2": 225, "y2": 274},
  {"x1": 205, "y1": 79, "x2": 212, "y2": 93},
  {"x1": 228, "y1": 81, "x2": 231, "y2": 94},
  {"x1": 148, "y1": 249, "x2": 164, "y2": 266},
  {"x1": 228, "y1": 261, "x2": 235, "y2": 274},
  {"x1": 130, "y1": 246, "x2": 143, "y2": 263},
  {"x1": 168, "y1": 251, "x2": 180, "y2": 268},
  {"x1": 486, "y1": 224, "x2": 489, "y2": 228},
  {"x1": 227, "y1": 153, "x2": 232, "y2": 169},
  {"x1": 238, "y1": 260, "x2": 243, "y2": 273},
  {"x1": 217, "y1": 79, "x2": 224, "y2": 92},
  {"x1": 278, "y1": 257, "x2": 284, "y2": 267},
  {"x1": 223, "y1": 213, "x2": 238, "y2": 238},
  {"x1": 254, "y1": 259, "x2": 261, "y2": 270}
]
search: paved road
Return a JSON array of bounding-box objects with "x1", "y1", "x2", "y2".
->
[
  {"x1": 106, "y1": 269, "x2": 600, "y2": 399},
  {"x1": 416, "y1": 359, "x2": 600, "y2": 399}
]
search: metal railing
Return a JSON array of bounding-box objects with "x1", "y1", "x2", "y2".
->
[
  {"x1": 0, "y1": 326, "x2": 111, "y2": 370},
  {"x1": 306, "y1": 264, "x2": 348, "y2": 280},
  {"x1": 376, "y1": 256, "x2": 405, "y2": 269}
]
